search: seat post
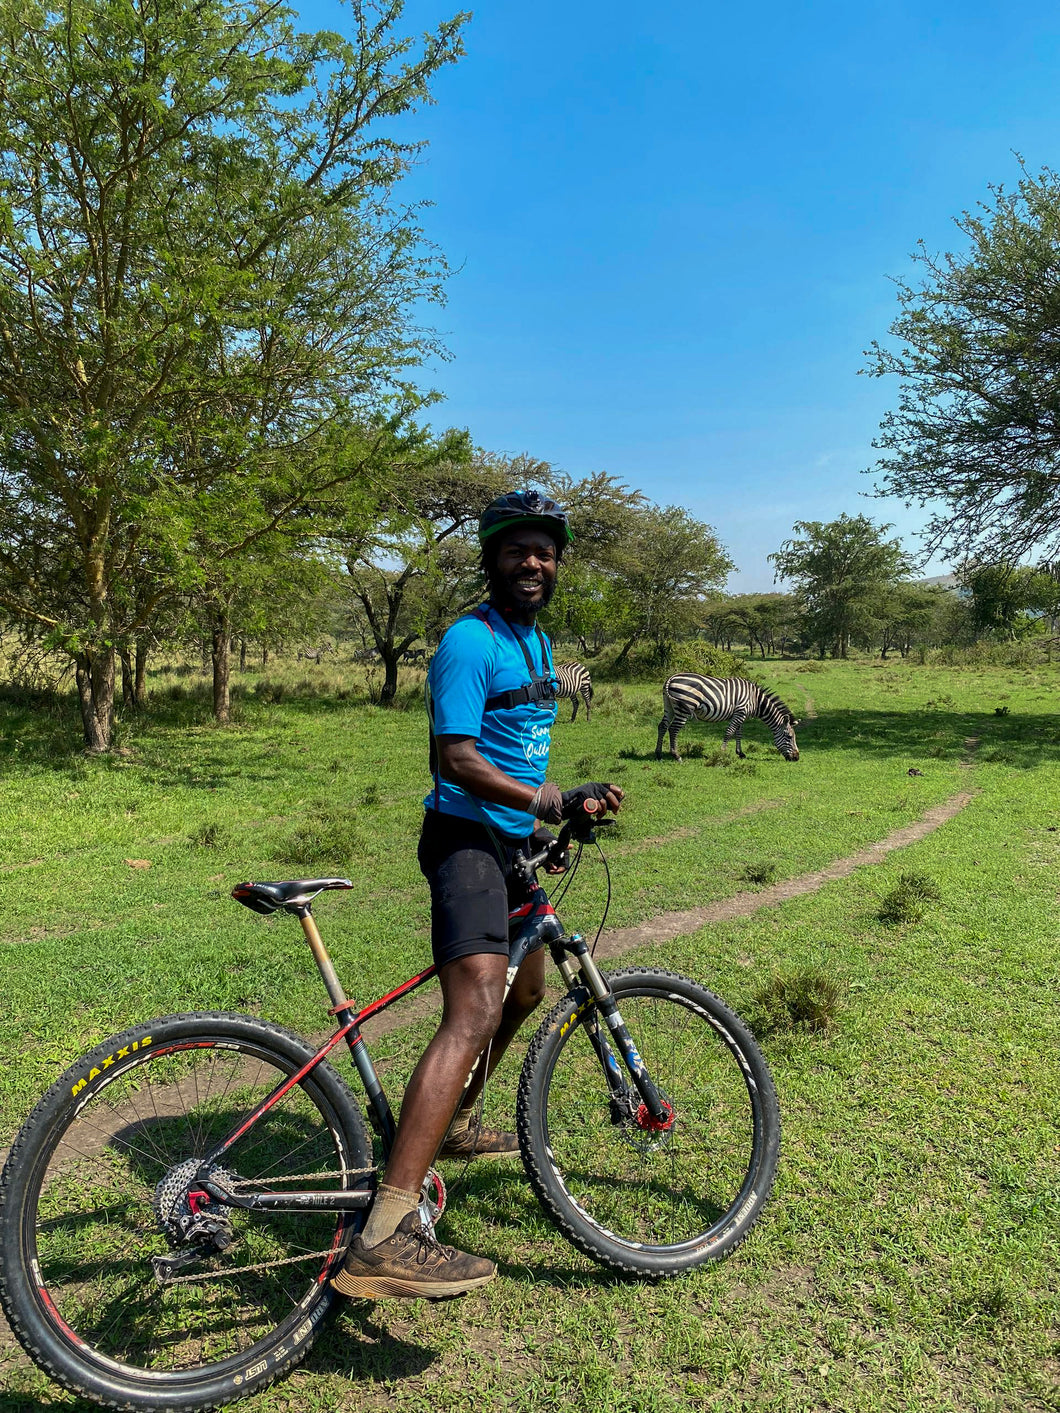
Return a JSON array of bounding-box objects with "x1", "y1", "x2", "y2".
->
[{"x1": 297, "y1": 908, "x2": 352, "y2": 1015}]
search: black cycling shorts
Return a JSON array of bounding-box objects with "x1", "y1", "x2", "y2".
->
[{"x1": 418, "y1": 812, "x2": 535, "y2": 970}]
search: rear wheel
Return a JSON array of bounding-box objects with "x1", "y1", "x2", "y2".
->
[
  {"x1": 0, "y1": 1013, "x2": 371, "y2": 1412},
  {"x1": 517, "y1": 968, "x2": 780, "y2": 1275}
]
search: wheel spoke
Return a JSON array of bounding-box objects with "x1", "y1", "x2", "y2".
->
[{"x1": 11, "y1": 1019, "x2": 367, "y2": 1398}]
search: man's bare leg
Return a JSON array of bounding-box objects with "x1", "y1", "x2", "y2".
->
[{"x1": 382, "y1": 947, "x2": 544, "y2": 1195}]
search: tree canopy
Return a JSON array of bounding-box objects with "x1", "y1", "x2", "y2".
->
[
  {"x1": 770, "y1": 513, "x2": 912, "y2": 658},
  {"x1": 0, "y1": 0, "x2": 466, "y2": 747},
  {"x1": 866, "y1": 163, "x2": 1060, "y2": 564}
]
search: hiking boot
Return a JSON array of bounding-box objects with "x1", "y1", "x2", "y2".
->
[
  {"x1": 330, "y1": 1211, "x2": 496, "y2": 1300},
  {"x1": 439, "y1": 1122, "x2": 520, "y2": 1160}
]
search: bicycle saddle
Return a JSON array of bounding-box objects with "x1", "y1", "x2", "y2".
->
[{"x1": 231, "y1": 878, "x2": 353, "y2": 915}]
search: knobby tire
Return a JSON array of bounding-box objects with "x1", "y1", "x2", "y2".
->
[
  {"x1": 516, "y1": 967, "x2": 780, "y2": 1275},
  {"x1": 0, "y1": 1012, "x2": 370, "y2": 1412}
]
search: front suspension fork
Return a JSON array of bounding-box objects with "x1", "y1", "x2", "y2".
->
[{"x1": 550, "y1": 937, "x2": 670, "y2": 1123}]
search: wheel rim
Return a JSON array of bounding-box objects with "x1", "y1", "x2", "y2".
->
[
  {"x1": 26, "y1": 1036, "x2": 360, "y2": 1380},
  {"x1": 542, "y1": 986, "x2": 765, "y2": 1254}
]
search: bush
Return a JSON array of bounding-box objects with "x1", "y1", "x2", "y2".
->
[
  {"x1": 597, "y1": 640, "x2": 749, "y2": 683},
  {"x1": 748, "y1": 968, "x2": 842, "y2": 1036},
  {"x1": 666, "y1": 642, "x2": 750, "y2": 680},
  {"x1": 739, "y1": 861, "x2": 777, "y2": 886},
  {"x1": 273, "y1": 810, "x2": 360, "y2": 872},
  {"x1": 878, "y1": 871, "x2": 942, "y2": 924},
  {"x1": 795, "y1": 660, "x2": 826, "y2": 674}
]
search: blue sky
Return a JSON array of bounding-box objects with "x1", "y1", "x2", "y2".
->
[{"x1": 299, "y1": 0, "x2": 1060, "y2": 589}]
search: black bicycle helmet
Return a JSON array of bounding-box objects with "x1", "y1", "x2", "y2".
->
[{"x1": 478, "y1": 489, "x2": 572, "y2": 549}]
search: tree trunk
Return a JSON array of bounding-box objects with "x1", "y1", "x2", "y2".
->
[
  {"x1": 75, "y1": 648, "x2": 116, "y2": 752},
  {"x1": 240, "y1": 638, "x2": 247, "y2": 671},
  {"x1": 380, "y1": 648, "x2": 400, "y2": 703},
  {"x1": 613, "y1": 635, "x2": 638, "y2": 670},
  {"x1": 134, "y1": 638, "x2": 148, "y2": 707},
  {"x1": 120, "y1": 650, "x2": 135, "y2": 707},
  {"x1": 212, "y1": 617, "x2": 231, "y2": 724},
  {"x1": 262, "y1": 645, "x2": 269, "y2": 667}
]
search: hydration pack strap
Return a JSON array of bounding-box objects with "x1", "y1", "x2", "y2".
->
[{"x1": 473, "y1": 606, "x2": 556, "y2": 712}]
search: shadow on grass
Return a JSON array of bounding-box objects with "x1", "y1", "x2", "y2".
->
[
  {"x1": 4, "y1": 675, "x2": 1059, "y2": 776},
  {"x1": 303, "y1": 1307, "x2": 439, "y2": 1382},
  {"x1": 0, "y1": 678, "x2": 418, "y2": 772},
  {"x1": 635, "y1": 707, "x2": 1060, "y2": 770}
]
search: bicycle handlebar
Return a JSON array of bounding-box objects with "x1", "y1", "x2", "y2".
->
[{"x1": 522, "y1": 810, "x2": 615, "y2": 877}]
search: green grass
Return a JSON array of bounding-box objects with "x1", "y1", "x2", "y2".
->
[{"x1": 1, "y1": 654, "x2": 1060, "y2": 1410}]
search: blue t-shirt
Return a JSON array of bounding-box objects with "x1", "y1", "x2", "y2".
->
[{"x1": 425, "y1": 604, "x2": 558, "y2": 839}]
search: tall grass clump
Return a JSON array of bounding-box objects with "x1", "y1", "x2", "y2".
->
[
  {"x1": 273, "y1": 809, "x2": 361, "y2": 872},
  {"x1": 748, "y1": 967, "x2": 842, "y2": 1037},
  {"x1": 878, "y1": 871, "x2": 942, "y2": 924}
]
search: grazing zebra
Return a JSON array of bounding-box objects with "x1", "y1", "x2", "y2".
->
[
  {"x1": 555, "y1": 661, "x2": 594, "y2": 722},
  {"x1": 656, "y1": 675, "x2": 800, "y2": 761}
]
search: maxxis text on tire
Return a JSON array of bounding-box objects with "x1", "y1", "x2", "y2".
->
[{"x1": 0, "y1": 1012, "x2": 370, "y2": 1412}]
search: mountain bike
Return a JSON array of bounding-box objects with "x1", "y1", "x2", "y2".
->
[{"x1": 0, "y1": 811, "x2": 781, "y2": 1412}]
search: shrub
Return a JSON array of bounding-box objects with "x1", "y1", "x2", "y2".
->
[
  {"x1": 704, "y1": 748, "x2": 734, "y2": 768},
  {"x1": 795, "y1": 660, "x2": 826, "y2": 674},
  {"x1": 274, "y1": 810, "x2": 360, "y2": 872},
  {"x1": 666, "y1": 642, "x2": 750, "y2": 680},
  {"x1": 740, "y1": 862, "x2": 777, "y2": 886},
  {"x1": 748, "y1": 968, "x2": 842, "y2": 1037},
  {"x1": 878, "y1": 871, "x2": 942, "y2": 924}
]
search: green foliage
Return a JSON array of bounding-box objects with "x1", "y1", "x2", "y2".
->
[
  {"x1": 739, "y1": 861, "x2": 777, "y2": 886},
  {"x1": 0, "y1": 0, "x2": 467, "y2": 748},
  {"x1": 748, "y1": 967, "x2": 843, "y2": 1036},
  {"x1": 666, "y1": 641, "x2": 749, "y2": 679},
  {"x1": 770, "y1": 513, "x2": 913, "y2": 659},
  {"x1": 867, "y1": 162, "x2": 1060, "y2": 563},
  {"x1": 878, "y1": 871, "x2": 942, "y2": 924}
]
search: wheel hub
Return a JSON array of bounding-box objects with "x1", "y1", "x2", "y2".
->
[{"x1": 153, "y1": 1157, "x2": 238, "y2": 1249}]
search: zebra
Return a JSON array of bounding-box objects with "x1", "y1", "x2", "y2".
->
[
  {"x1": 555, "y1": 661, "x2": 594, "y2": 722},
  {"x1": 655, "y1": 675, "x2": 800, "y2": 761}
]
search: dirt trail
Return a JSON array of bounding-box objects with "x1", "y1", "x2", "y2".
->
[
  {"x1": 360, "y1": 781, "x2": 977, "y2": 1038},
  {"x1": 592, "y1": 787, "x2": 974, "y2": 960}
]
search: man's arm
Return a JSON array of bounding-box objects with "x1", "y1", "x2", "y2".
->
[
  {"x1": 435, "y1": 737, "x2": 624, "y2": 819},
  {"x1": 435, "y1": 736, "x2": 537, "y2": 812}
]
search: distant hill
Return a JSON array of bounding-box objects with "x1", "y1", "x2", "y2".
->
[{"x1": 915, "y1": 573, "x2": 959, "y2": 590}]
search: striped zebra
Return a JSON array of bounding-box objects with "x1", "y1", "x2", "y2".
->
[
  {"x1": 555, "y1": 661, "x2": 594, "y2": 722},
  {"x1": 656, "y1": 675, "x2": 800, "y2": 762}
]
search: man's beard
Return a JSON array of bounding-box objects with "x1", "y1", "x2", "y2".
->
[{"x1": 487, "y1": 565, "x2": 557, "y2": 616}]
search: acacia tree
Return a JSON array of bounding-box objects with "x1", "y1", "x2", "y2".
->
[
  {"x1": 542, "y1": 473, "x2": 647, "y2": 655},
  {"x1": 866, "y1": 163, "x2": 1060, "y2": 564},
  {"x1": 770, "y1": 514, "x2": 912, "y2": 658},
  {"x1": 0, "y1": 0, "x2": 465, "y2": 749},
  {"x1": 340, "y1": 442, "x2": 509, "y2": 702},
  {"x1": 962, "y1": 562, "x2": 1060, "y2": 640},
  {"x1": 607, "y1": 505, "x2": 734, "y2": 668}
]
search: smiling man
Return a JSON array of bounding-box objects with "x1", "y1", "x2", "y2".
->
[{"x1": 331, "y1": 489, "x2": 623, "y2": 1301}]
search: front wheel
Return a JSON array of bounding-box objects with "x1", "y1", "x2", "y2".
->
[
  {"x1": 0, "y1": 1013, "x2": 371, "y2": 1412},
  {"x1": 517, "y1": 968, "x2": 780, "y2": 1275}
]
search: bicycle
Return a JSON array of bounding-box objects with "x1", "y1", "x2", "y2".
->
[{"x1": 0, "y1": 811, "x2": 781, "y2": 1412}]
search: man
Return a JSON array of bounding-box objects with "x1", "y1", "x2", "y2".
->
[{"x1": 332, "y1": 489, "x2": 623, "y2": 1300}]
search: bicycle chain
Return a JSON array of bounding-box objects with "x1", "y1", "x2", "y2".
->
[
  {"x1": 226, "y1": 1165, "x2": 376, "y2": 1189},
  {"x1": 159, "y1": 1166, "x2": 377, "y2": 1286}
]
